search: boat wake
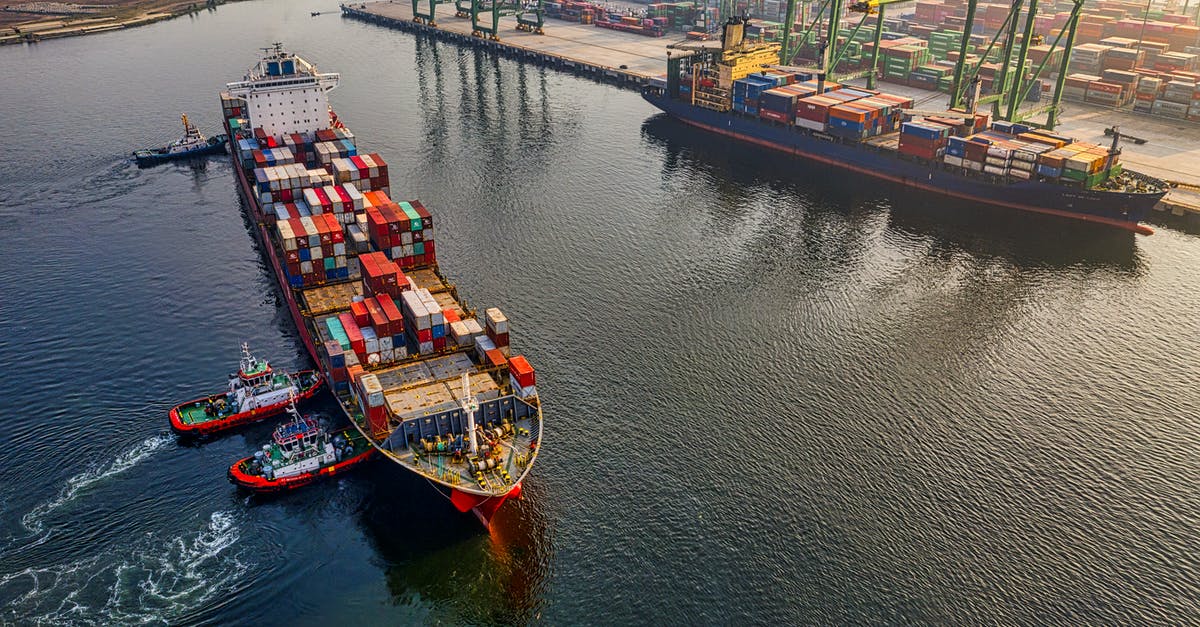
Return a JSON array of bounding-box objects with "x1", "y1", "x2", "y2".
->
[
  {"x1": 0, "y1": 511, "x2": 249, "y2": 625},
  {"x1": 20, "y1": 434, "x2": 172, "y2": 536}
]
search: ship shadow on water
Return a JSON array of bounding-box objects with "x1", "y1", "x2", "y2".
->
[
  {"x1": 353, "y1": 461, "x2": 552, "y2": 624},
  {"x1": 640, "y1": 113, "x2": 1144, "y2": 274}
]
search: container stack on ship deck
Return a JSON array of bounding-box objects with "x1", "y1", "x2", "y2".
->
[{"x1": 219, "y1": 45, "x2": 542, "y2": 525}]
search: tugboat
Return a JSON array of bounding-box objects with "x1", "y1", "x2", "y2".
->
[
  {"x1": 169, "y1": 343, "x2": 323, "y2": 436},
  {"x1": 133, "y1": 114, "x2": 228, "y2": 167},
  {"x1": 227, "y1": 403, "x2": 375, "y2": 493}
]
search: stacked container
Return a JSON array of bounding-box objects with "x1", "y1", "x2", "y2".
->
[
  {"x1": 732, "y1": 75, "x2": 778, "y2": 116},
  {"x1": 330, "y1": 153, "x2": 391, "y2": 195},
  {"x1": 253, "y1": 164, "x2": 333, "y2": 205},
  {"x1": 401, "y1": 288, "x2": 446, "y2": 355},
  {"x1": 507, "y1": 355, "x2": 537, "y2": 399},
  {"x1": 363, "y1": 198, "x2": 436, "y2": 269},
  {"x1": 300, "y1": 182, "x2": 365, "y2": 225},
  {"x1": 485, "y1": 308, "x2": 510, "y2": 356},
  {"x1": 277, "y1": 212, "x2": 350, "y2": 287},
  {"x1": 354, "y1": 372, "x2": 389, "y2": 437},
  {"x1": 358, "y1": 251, "x2": 410, "y2": 299},
  {"x1": 314, "y1": 140, "x2": 356, "y2": 167},
  {"x1": 898, "y1": 121, "x2": 951, "y2": 159}
]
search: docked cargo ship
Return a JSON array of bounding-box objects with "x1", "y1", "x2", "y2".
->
[
  {"x1": 218, "y1": 45, "x2": 542, "y2": 526},
  {"x1": 644, "y1": 20, "x2": 1168, "y2": 235}
]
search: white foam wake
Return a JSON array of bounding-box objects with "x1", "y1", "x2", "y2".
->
[
  {"x1": 21, "y1": 434, "x2": 173, "y2": 535},
  {"x1": 0, "y1": 511, "x2": 249, "y2": 625}
]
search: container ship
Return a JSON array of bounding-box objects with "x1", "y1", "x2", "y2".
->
[
  {"x1": 643, "y1": 19, "x2": 1168, "y2": 235},
  {"x1": 218, "y1": 45, "x2": 542, "y2": 526}
]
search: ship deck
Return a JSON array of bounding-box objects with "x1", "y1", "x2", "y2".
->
[{"x1": 296, "y1": 269, "x2": 540, "y2": 496}]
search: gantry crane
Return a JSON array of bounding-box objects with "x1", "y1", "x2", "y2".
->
[
  {"x1": 778, "y1": 0, "x2": 915, "y2": 89},
  {"x1": 453, "y1": 0, "x2": 544, "y2": 39},
  {"x1": 412, "y1": 0, "x2": 453, "y2": 26},
  {"x1": 777, "y1": 0, "x2": 1084, "y2": 129}
]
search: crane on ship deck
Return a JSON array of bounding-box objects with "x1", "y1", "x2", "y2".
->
[{"x1": 775, "y1": 0, "x2": 1085, "y2": 129}]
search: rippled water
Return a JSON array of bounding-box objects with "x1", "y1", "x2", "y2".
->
[{"x1": 1, "y1": 1, "x2": 1198, "y2": 622}]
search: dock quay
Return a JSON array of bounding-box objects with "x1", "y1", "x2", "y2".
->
[{"x1": 341, "y1": 2, "x2": 676, "y2": 87}]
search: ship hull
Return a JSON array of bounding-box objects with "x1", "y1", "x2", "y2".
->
[
  {"x1": 643, "y1": 92, "x2": 1163, "y2": 235},
  {"x1": 133, "y1": 135, "x2": 228, "y2": 167},
  {"x1": 228, "y1": 441, "x2": 376, "y2": 493}
]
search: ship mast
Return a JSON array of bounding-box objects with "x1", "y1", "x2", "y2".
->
[{"x1": 461, "y1": 372, "x2": 479, "y2": 455}]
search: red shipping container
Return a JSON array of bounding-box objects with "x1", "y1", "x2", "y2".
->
[
  {"x1": 350, "y1": 300, "x2": 370, "y2": 327},
  {"x1": 366, "y1": 405, "x2": 389, "y2": 437},
  {"x1": 338, "y1": 312, "x2": 365, "y2": 356},
  {"x1": 365, "y1": 297, "x2": 389, "y2": 333},
  {"x1": 484, "y1": 348, "x2": 507, "y2": 369},
  {"x1": 411, "y1": 199, "x2": 433, "y2": 229},
  {"x1": 508, "y1": 355, "x2": 536, "y2": 388},
  {"x1": 416, "y1": 328, "x2": 432, "y2": 343},
  {"x1": 376, "y1": 293, "x2": 404, "y2": 334},
  {"x1": 433, "y1": 337, "x2": 446, "y2": 351},
  {"x1": 442, "y1": 308, "x2": 461, "y2": 324},
  {"x1": 759, "y1": 108, "x2": 794, "y2": 123},
  {"x1": 487, "y1": 327, "x2": 510, "y2": 347}
]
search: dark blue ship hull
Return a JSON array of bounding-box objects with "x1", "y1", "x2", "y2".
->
[
  {"x1": 643, "y1": 92, "x2": 1165, "y2": 235},
  {"x1": 133, "y1": 134, "x2": 228, "y2": 167}
]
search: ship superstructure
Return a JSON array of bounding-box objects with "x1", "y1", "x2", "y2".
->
[{"x1": 225, "y1": 43, "x2": 341, "y2": 138}]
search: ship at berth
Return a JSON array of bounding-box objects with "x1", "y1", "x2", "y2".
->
[
  {"x1": 219, "y1": 44, "x2": 543, "y2": 526},
  {"x1": 643, "y1": 19, "x2": 1168, "y2": 235}
]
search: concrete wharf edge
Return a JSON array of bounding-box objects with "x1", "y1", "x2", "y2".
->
[{"x1": 342, "y1": 2, "x2": 666, "y2": 89}]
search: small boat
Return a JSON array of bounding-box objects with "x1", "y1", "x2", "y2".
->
[
  {"x1": 169, "y1": 343, "x2": 323, "y2": 436},
  {"x1": 133, "y1": 113, "x2": 228, "y2": 166},
  {"x1": 228, "y1": 405, "x2": 375, "y2": 493},
  {"x1": 311, "y1": 11, "x2": 321, "y2": 16}
]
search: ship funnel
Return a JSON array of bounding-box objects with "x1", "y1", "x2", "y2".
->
[{"x1": 721, "y1": 17, "x2": 746, "y2": 52}]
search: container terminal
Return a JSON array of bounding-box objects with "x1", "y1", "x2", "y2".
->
[
  {"x1": 219, "y1": 46, "x2": 542, "y2": 526},
  {"x1": 342, "y1": 0, "x2": 1200, "y2": 224}
]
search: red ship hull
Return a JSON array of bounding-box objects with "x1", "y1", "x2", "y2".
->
[
  {"x1": 228, "y1": 446, "x2": 376, "y2": 493},
  {"x1": 168, "y1": 370, "x2": 323, "y2": 435}
]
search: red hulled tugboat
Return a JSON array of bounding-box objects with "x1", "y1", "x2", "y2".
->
[
  {"x1": 169, "y1": 344, "x2": 323, "y2": 435},
  {"x1": 228, "y1": 402, "x2": 375, "y2": 493}
]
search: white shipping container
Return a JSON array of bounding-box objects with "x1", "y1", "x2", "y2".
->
[
  {"x1": 944, "y1": 155, "x2": 964, "y2": 167},
  {"x1": 983, "y1": 164, "x2": 1007, "y2": 176},
  {"x1": 475, "y1": 335, "x2": 496, "y2": 360},
  {"x1": 380, "y1": 348, "x2": 394, "y2": 363},
  {"x1": 380, "y1": 336, "x2": 393, "y2": 352},
  {"x1": 795, "y1": 118, "x2": 826, "y2": 132},
  {"x1": 419, "y1": 341, "x2": 434, "y2": 355},
  {"x1": 510, "y1": 376, "x2": 537, "y2": 399},
  {"x1": 485, "y1": 308, "x2": 509, "y2": 334}
]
